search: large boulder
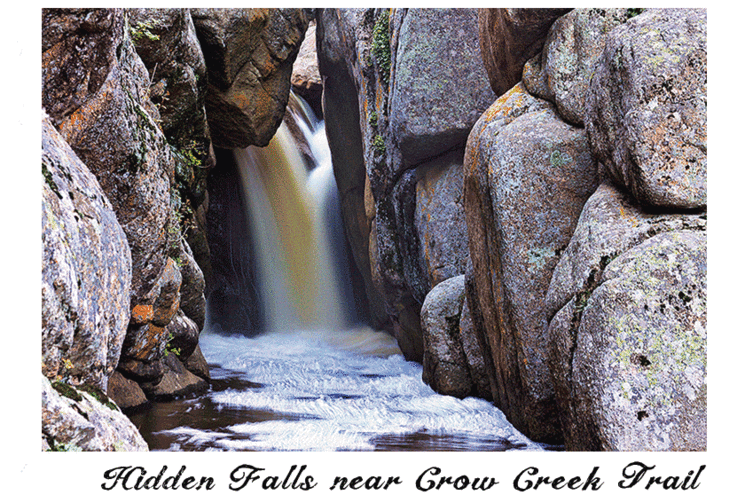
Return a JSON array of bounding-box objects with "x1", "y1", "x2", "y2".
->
[
  {"x1": 585, "y1": 8, "x2": 707, "y2": 209},
  {"x1": 420, "y1": 276, "x2": 472, "y2": 398},
  {"x1": 42, "y1": 112, "x2": 131, "y2": 392},
  {"x1": 389, "y1": 8, "x2": 495, "y2": 166},
  {"x1": 463, "y1": 82, "x2": 599, "y2": 443},
  {"x1": 191, "y1": 8, "x2": 310, "y2": 148},
  {"x1": 550, "y1": 230, "x2": 706, "y2": 451},
  {"x1": 41, "y1": 9, "x2": 123, "y2": 123},
  {"x1": 523, "y1": 8, "x2": 632, "y2": 126},
  {"x1": 546, "y1": 182, "x2": 706, "y2": 450},
  {"x1": 42, "y1": 375, "x2": 148, "y2": 451},
  {"x1": 43, "y1": 8, "x2": 174, "y2": 306}
]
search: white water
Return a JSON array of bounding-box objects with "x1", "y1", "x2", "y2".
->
[
  {"x1": 158, "y1": 330, "x2": 540, "y2": 451},
  {"x1": 146, "y1": 94, "x2": 543, "y2": 451},
  {"x1": 233, "y1": 96, "x2": 346, "y2": 332}
]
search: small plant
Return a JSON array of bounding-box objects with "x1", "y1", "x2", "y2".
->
[
  {"x1": 626, "y1": 8, "x2": 645, "y2": 19},
  {"x1": 369, "y1": 110, "x2": 378, "y2": 129},
  {"x1": 130, "y1": 19, "x2": 161, "y2": 44},
  {"x1": 372, "y1": 10, "x2": 392, "y2": 85},
  {"x1": 164, "y1": 333, "x2": 182, "y2": 358},
  {"x1": 550, "y1": 149, "x2": 571, "y2": 168},
  {"x1": 372, "y1": 135, "x2": 386, "y2": 157},
  {"x1": 47, "y1": 441, "x2": 82, "y2": 452}
]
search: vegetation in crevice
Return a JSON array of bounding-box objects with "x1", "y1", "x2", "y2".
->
[
  {"x1": 372, "y1": 10, "x2": 392, "y2": 86},
  {"x1": 626, "y1": 8, "x2": 645, "y2": 20},
  {"x1": 372, "y1": 134, "x2": 386, "y2": 158},
  {"x1": 129, "y1": 18, "x2": 161, "y2": 44}
]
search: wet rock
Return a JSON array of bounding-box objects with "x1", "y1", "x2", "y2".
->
[
  {"x1": 421, "y1": 276, "x2": 472, "y2": 398},
  {"x1": 107, "y1": 370, "x2": 148, "y2": 410},
  {"x1": 140, "y1": 353, "x2": 209, "y2": 400},
  {"x1": 316, "y1": 8, "x2": 400, "y2": 341},
  {"x1": 118, "y1": 257, "x2": 182, "y2": 382}
]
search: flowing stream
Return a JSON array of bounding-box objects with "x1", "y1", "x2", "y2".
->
[{"x1": 129, "y1": 95, "x2": 544, "y2": 452}]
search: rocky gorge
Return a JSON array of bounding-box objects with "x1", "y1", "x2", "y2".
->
[{"x1": 41, "y1": 8, "x2": 706, "y2": 452}]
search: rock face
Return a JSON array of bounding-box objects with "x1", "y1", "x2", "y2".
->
[
  {"x1": 317, "y1": 8, "x2": 493, "y2": 361},
  {"x1": 192, "y1": 8, "x2": 310, "y2": 148},
  {"x1": 204, "y1": 149, "x2": 264, "y2": 337},
  {"x1": 545, "y1": 184, "x2": 707, "y2": 450},
  {"x1": 585, "y1": 9, "x2": 707, "y2": 209},
  {"x1": 42, "y1": 112, "x2": 131, "y2": 392},
  {"x1": 40, "y1": 8, "x2": 232, "y2": 448},
  {"x1": 463, "y1": 83, "x2": 599, "y2": 443},
  {"x1": 461, "y1": 8, "x2": 706, "y2": 448}
]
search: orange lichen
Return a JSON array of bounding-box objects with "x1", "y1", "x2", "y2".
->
[{"x1": 130, "y1": 304, "x2": 154, "y2": 324}]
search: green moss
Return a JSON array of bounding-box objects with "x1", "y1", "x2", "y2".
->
[
  {"x1": 369, "y1": 110, "x2": 378, "y2": 129},
  {"x1": 372, "y1": 134, "x2": 386, "y2": 157},
  {"x1": 42, "y1": 161, "x2": 62, "y2": 199},
  {"x1": 51, "y1": 380, "x2": 82, "y2": 402},
  {"x1": 626, "y1": 8, "x2": 645, "y2": 19},
  {"x1": 372, "y1": 10, "x2": 392, "y2": 85},
  {"x1": 78, "y1": 384, "x2": 119, "y2": 411},
  {"x1": 130, "y1": 19, "x2": 161, "y2": 44}
]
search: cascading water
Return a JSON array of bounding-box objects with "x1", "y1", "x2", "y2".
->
[
  {"x1": 233, "y1": 98, "x2": 345, "y2": 333},
  {"x1": 129, "y1": 94, "x2": 545, "y2": 451}
]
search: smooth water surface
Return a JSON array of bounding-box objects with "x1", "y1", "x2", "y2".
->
[{"x1": 130, "y1": 329, "x2": 544, "y2": 452}]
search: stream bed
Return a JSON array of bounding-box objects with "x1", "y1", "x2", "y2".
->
[{"x1": 129, "y1": 329, "x2": 548, "y2": 452}]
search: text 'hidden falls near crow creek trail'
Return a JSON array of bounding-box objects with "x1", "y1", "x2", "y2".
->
[{"x1": 100, "y1": 462, "x2": 707, "y2": 492}]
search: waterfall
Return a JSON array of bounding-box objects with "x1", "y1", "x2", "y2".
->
[
  {"x1": 233, "y1": 93, "x2": 352, "y2": 334},
  {"x1": 137, "y1": 94, "x2": 542, "y2": 452}
]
